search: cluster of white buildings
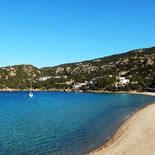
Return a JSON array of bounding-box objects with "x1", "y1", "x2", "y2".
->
[
  {"x1": 73, "y1": 75, "x2": 107, "y2": 89},
  {"x1": 73, "y1": 76, "x2": 131, "y2": 89},
  {"x1": 39, "y1": 74, "x2": 131, "y2": 89}
]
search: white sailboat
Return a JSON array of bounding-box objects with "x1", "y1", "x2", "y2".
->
[{"x1": 29, "y1": 80, "x2": 33, "y2": 97}]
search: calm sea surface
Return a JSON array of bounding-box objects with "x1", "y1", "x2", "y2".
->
[{"x1": 0, "y1": 92, "x2": 155, "y2": 155}]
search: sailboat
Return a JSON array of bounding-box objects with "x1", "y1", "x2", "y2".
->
[{"x1": 29, "y1": 80, "x2": 33, "y2": 97}]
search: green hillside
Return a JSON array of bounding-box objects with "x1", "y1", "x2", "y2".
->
[{"x1": 0, "y1": 47, "x2": 155, "y2": 91}]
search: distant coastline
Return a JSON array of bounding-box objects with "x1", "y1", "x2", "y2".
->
[{"x1": 0, "y1": 88, "x2": 155, "y2": 96}]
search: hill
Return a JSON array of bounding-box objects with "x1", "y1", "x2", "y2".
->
[
  {"x1": 0, "y1": 64, "x2": 42, "y2": 89},
  {"x1": 0, "y1": 47, "x2": 155, "y2": 91}
]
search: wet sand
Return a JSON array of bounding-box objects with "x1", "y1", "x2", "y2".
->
[{"x1": 88, "y1": 103, "x2": 155, "y2": 155}]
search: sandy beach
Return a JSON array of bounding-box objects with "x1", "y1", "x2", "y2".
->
[{"x1": 88, "y1": 103, "x2": 155, "y2": 155}]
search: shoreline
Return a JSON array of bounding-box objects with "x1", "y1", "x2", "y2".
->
[
  {"x1": 88, "y1": 103, "x2": 155, "y2": 155},
  {"x1": 0, "y1": 88, "x2": 155, "y2": 96}
]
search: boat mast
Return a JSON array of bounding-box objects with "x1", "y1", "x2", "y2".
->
[{"x1": 30, "y1": 80, "x2": 32, "y2": 92}]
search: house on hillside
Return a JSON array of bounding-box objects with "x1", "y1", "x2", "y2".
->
[
  {"x1": 39, "y1": 76, "x2": 51, "y2": 81},
  {"x1": 119, "y1": 77, "x2": 130, "y2": 85},
  {"x1": 73, "y1": 82, "x2": 88, "y2": 89},
  {"x1": 113, "y1": 77, "x2": 130, "y2": 88}
]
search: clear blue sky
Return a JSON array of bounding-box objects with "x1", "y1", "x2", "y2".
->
[{"x1": 0, "y1": 0, "x2": 155, "y2": 68}]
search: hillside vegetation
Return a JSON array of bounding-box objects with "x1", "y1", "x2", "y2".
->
[{"x1": 0, "y1": 47, "x2": 155, "y2": 91}]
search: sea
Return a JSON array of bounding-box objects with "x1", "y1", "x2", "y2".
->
[{"x1": 0, "y1": 91, "x2": 155, "y2": 155}]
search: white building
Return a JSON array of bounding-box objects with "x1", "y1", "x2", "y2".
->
[
  {"x1": 39, "y1": 76, "x2": 51, "y2": 81},
  {"x1": 73, "y1": 84, "x2": 82, "y2": 89},
  {"x1": 119, "y1": 77, "x2": 130, "y2": 85},
  {"x1": 73, "y1": 82, "x2": 87, "y2": 89},
  {"x1": 113, "y1": 77, "x2": 130, "y2": 88},
  {"x1": 54, "y1": 76, "x2": 61, "y2": 79}
]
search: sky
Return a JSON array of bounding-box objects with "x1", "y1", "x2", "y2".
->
[{"x1": 0, "y1": 0, "x2": 155, "y2": 68}]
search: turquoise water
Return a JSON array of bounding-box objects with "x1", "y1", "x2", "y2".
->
[{"x1": 0, "y1": 92, "x2": 155, "y2": 155}]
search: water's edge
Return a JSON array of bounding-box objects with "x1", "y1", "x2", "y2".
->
[{"x1": 86, "y1": 101, "x2": 155, "y2": 155}]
